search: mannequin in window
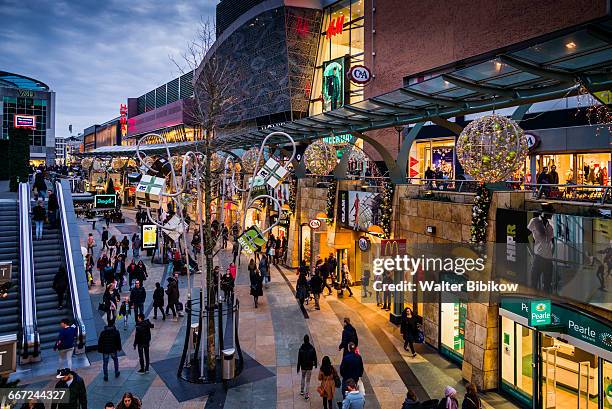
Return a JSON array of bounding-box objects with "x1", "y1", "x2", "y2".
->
[{"x1": 527, "y1": 203, "x2": 555, "y2": 293}]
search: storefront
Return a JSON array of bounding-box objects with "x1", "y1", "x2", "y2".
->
[
  {"x1": 531, "y1": 152, "x2": 611, "y2": 185},
  {"x1": 499, "y1": 296, "x2": 612, "y2": 409},
  {"x1": 408, "y1": 137, "x2": 457, "y2": 179}
]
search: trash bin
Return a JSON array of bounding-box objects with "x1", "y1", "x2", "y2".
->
[{"x1": 222, "y1": 348, "x2": 236, "y2": 380}]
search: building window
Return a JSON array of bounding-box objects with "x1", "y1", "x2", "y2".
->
[
  {"x1": 440, "y1": 300, "x2": 466, "y2": 363},
  {"x1": 2, "y1": 96, "x2": 47, "y2": 146},
  {"x1": 501, "y1": 316, "x2": 534, "y2": 403},
  {"x1": 309, "y1": 0, "x2": 365, "y2": 115}
]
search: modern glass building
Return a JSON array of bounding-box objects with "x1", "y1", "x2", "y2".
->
[{"x1": 0, "y1": 71, "x2": 56, "y2": 165}]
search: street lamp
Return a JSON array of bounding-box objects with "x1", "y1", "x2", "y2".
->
[{"x1": 394, "y1": 125, "x2": 404, "y2": 154}]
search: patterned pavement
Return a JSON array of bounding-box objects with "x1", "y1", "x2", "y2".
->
[{"x1": 13, "y1": 211, "x2": 518, "y2": 409}]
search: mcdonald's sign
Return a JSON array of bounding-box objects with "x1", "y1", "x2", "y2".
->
[
  {"x1": 325, "y1": 14, "x2": 345, "y2": 39},
  {"x1": 381, "y1": 239, "x2": 406, "y2": 257}
]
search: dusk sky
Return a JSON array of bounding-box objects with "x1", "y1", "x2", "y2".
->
[{"x1": 0, "y1": 0, "x2": 216, "y2": 137}]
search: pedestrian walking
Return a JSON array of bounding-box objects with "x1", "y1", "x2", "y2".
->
[
  {"x1": 259, "y1": 256, "x2": 269, "y2": 288},
  {"x1": 103, "y1": 261, "x2": 114, "y2": 288},
  {"x1": 338, "y1": 318, "x2": 358, "y2": 356},
  {"x1": 382, "y1": 271, "x2": 393, "y2": 310},
  {"x1": 129, "y1": 280, "x2": 146, "y2": 323},
  {"x1": 249, "y1": 260, "x2": 263, "y2": 308},
  {"x1": 48, "y1": 189, "x2": 58, "y2": 228},
  {"x1": 104, "y1": 402, "x2": 115, "y2": 409},
  {"x1": 85, "y1": 253, "x2": 94, "y2": 287},
  {"x1": 361, "y1": 269, "x2": 371, "y2": 297},
  {"x1": 296, "y1": 272, "x2": 309, "y2": 307},
  {"x1": 132, "y1": 234, "x2": 141, "y2": 258},
  {"x1": 402, "y1": 389, "x2": 420, "y2": 409},
  {"x1": 102, "y1": 283, "x2": 120, "y2": 325},
  {"x1": 52, "y1": 263, "x2": 68, "y2": 309},
  {"x1": 86, "y1": 233, "x2": 96, "y2": 255},
  {"x1": 317, "y1": 356, "x2": 339, "y2": 409},
  {"x1": 339, "y1": 343, "x2": 364, "y2": 399},
  {"x1": 222, "y1": 225, "x2": 229, "y2": 249},
  {"x1": 309, "y1": 271, "x2": 323, "y2": 310},
  {"x1": 341, "y1": 378, "x2": 365, "y2": 409},
  {"x1": 152, "y1": 282, "x2": 166, "y2": 320},
  {"x1": 136, "y1": 260, "x2": 148, "y2": 284},
  {"x1": 461, "y1": 383, "x2": 481, "y2": 409},
  {"x1": 102, "y1": 227, "x2": 109, "y2": 251},
  {"x1": 97, "y1": 253, "x2": 108, "y2": 286},
  {"x1": 318, "y1": 260, "x2": 333, "y2": 295},
  {"x1": 97, "y1": 323, "x2": 121, "y2": 381},
  {"x1": 116, "y1": 392, "x2": 141, "y2": 409},
  {"x1": 127, "y1": 259, "x2": 137, "y2": 288},
  {"x1": 232, "y1": 240, "x2": 239, "y2": 264},
  {"x1": 107, "y1": 235, "x2": 117, "y2": 258},
  {"x1": 51, "y1": 368, "x2": 87, "y2": 409},
  {"x1": 297, "y1": 334, "x2": 318, "y2": 401},
  {"x1": 32, "y1": 200, "x2": 46, "y2": 240},
  {"x1": 134, "y1": 314, "x2": 153, "y2": 374},
  {"x1": 400, "y1": 307, "x2": 418, "y2": 357},
  {"x1": 53, "y1": 319, "x2": 77, "y2": 369},
  {"x1": 165, "y1": 276, "x2": 179, "y2": 320},
  {"x1": 339, "y1": 263, "x2": 353, "y2": 297},
  {"x1": 248, "y1": 258, "x2": 257, "y2": 279},
  {"x1": 118, "y1": 298, "x2": 130, "y2": 330},
  {"x1": 121, "y1": 235, "x2": 129, "y2": 256},
  {"x1": 221, "y1": 269, "x2": 235, "y2": 304},
  {"x1": 104, "y1": 212, "x2": 111, "y2": 228},
  {"x1": 437, "y1": 386, "x2": 459, "y2": 409}
]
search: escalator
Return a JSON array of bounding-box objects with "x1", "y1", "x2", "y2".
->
[
  {"x1": 31, "y1": 212, "x2": 73, "y2": 351},
  {"x1": 0, "y1": 201, "x2": 20, "y2": 339}
]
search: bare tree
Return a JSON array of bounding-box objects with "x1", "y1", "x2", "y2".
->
[{"x1": 171, "y1": 17, "x2": 235, "y2": 376}]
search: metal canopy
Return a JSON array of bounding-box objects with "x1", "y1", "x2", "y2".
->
[
  {"x1": 213, "y1": 19, "x2": 612, "y2": 150},
  {"x1": 77, "y1": 141, "x2": 207, "y2": 158}
]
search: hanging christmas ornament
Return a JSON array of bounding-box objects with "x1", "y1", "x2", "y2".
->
[
  {"x1": 241, "y1": 148, "x2": 260, "y2": 173},
  {"x1": 111, "y1": 158, "x2": 126, "y2": 170},
  {"x1": 92, "y1": 158, "x2": 105, "y2": 172},
  {"x1": 171, "y1": 155, "x2": 183, "y2": 173},
  {"x1": 81, "y1": 157, "x2": 93, "y2": 169},
  {"x1": 348, "y1": 147, "x2": 367, "y2": 163},
  {"x1": 209, "y1": 152, "x2": 222, "y2": 172},
  {"x1": 456, "y1": 114, "x2": 527, "y2": 183},
  {"x1": 127, "y1": 158, "x2": 137, "y2": 168},
  {"x1": 304, "y1": 139, "x2": 337, "y2": 176}
]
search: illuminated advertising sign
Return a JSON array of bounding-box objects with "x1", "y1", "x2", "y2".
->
[
  {"x1": 141, "y1": 224, "x2": 157, "y2": 249},
  {"x1": 14, "y1": 115, "x2": 36, "y2": 129},
  {"x1": 322, "y1": 57, "x2": 345, "y2": 111},
  {"x1": 337, "y1": 190, "x2": 383, "y2": 232},
  {"x1": 94, "y1": 194, "x2": 117, "y2": 209},
  {"x1": 120, "y1": 104, "x2": 128, "y2": 137},
  {"x1": 325, "y1": 14, "x2": 344, "y2": 39}
]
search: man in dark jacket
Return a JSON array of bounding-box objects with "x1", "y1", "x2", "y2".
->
[
  {"x1": 101, "y1": 227, "x2": 109, "y2": 251},
  {"x1": 340, "y1": 342, "x2": 364, "y2": 398},
  {"x1": 129, "y1": 280, "x2": 146, "y2": 323},
  {"x1": 309, "y1": 273, "x2": 323, "y2": 310},
  {"x1": 134, "y1": 314, "x2": 154, "y2": 373},
  {"x1": 296, "y1": 334, "x2": 317, "y2": 401},
  {"x1": 52, "y1": 264, "x2": 68, "y2": 309},
  {"x1": 165, "y1": 277, "x2": 179, "y2": 320},
  {"x1": 32, "y1": 199, "x2": 46, "y2": 240},
  {"x1": 97, "y1": 324, "x2": 122, "y2": 381},
  {"x1": 54, "y1": 319, "x2": 77, "y2": 369},
  {"x1": 338, "y1": 317, "x2": 358, "y2": 355},
  {"x1": 152, "y1": 282, "x2": 165, "y2": 320},
  {"x1": 318, "y1": 261, "x2": 332, "y2": 295},
  {"x1": 51, "y1": 368, "x2": 87, "y2": 409}
]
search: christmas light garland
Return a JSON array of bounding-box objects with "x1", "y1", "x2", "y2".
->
[
  {"x1": 326, "y1": 181, "x2": 337, "y2": 224},
  {"x1": 288, "y1": 175, "x2": 298, "y2": 214},
  {"x1": 471, "y1": 184, "x2": 492, "y2": 244},
  {"x1": 380, "y1": 180, "x2": 395, "y2": 239}
]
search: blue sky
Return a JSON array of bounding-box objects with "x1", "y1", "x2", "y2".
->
[{"x1": 0, "y1": 0, "x2": 216, "y2": 137}]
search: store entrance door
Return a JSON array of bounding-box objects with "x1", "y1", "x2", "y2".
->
[{"x1": 540, "y1": 335, "x2": 598, "y2": 409}]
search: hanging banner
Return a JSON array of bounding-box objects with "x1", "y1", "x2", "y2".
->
[{"x1": 237, "y1": 226, "x2": 266, "y2": 255}]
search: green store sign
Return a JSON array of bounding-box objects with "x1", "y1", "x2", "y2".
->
[{"x1": 501, "y1": 297, "x2": 612, "y2": 355}]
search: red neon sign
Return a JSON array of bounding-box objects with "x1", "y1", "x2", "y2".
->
[
  {"x1": 120, "y1": 104, "x2": 128, "y2": 137},
  {"x1": 326, "y1": 14, "x2": 345, "y2": 39}
]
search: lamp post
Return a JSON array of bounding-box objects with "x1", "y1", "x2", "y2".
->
[{"x1": 394, "y1": 125, "x2": 404, "y2": 154}]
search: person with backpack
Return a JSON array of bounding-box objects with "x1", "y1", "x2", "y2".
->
[
  {"x1": 339, "y1": 343, "x2": 363, "y2": 399},
  {"x1": 97, "y1": 323, "x2": 122, "y2": 381},
  {"x1": 338, "y1": 317, "x2": 358, "y2": 356},
  {"x1": 461, "y1": 383, "x2": 481, "y2": 409},
  {"x1": 317, "y1": 356, "x2": 339, "y2": 409},
  {"x1": 152, "y1": 282, "x2": 166, "y2": 320},
  {"x1": 296, "y1": 334, "x2": 318, "y2": 401}
]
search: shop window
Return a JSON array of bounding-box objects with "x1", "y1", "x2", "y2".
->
[
  {"x1": 409, "y1": 139, "x2": 455, "y2": 179},
  {"x1": 440, "y1": 301, "x2": 466, "y2": 362},
  {"x1": 603, "y1": 360, "x2": 612, "y2": 408},
  {"x1": 501, "y1": 317, "x2": 534, "y2": 403}
]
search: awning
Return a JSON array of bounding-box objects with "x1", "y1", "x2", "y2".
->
[
  {"x1": 77, "y1": 141, "x2": 207, "y2": 158},
  {"x1": 214, "y1": 19, "x2": 612, "y2": 149}
]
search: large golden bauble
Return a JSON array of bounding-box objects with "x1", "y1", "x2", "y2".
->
[
  {"x1": 241, "y1": 148, "x2": 260, "y2": 173},
  {"x1": 304, "y1": 139, "x2": 337, "y2": 176},
  {"x1": 456, "y1": 114, "x2": 527, "y2": 183}
]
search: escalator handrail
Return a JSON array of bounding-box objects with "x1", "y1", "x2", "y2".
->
[
  {"x1": 18, "y1": 182, "x2": 39, "y2": 358},
  {"x1": 55, "y1": 180, "x2": 86, "y2": 350}
]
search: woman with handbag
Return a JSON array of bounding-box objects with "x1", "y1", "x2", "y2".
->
[
  {"x1": 249, "y1": 259, "x2": 263, "y2": 308},
  {"x1": 400, "y1": 307, "x2": 418, "y2": 357},
  {"x1": 317, "y1": 356, "x2": 339, "y2": 409}
]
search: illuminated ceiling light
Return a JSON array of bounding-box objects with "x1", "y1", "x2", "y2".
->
[
  {"x1": 565, "y1": 41, "x2": 576, "y2": 49},
  {"x1": 495, "y1": 61, "x2": 503, "y2": 71}
]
